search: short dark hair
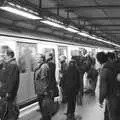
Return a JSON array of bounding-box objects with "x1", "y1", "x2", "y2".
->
[
  {"x1": 7, "y1": 49, "x2": 14, "y2": 58},
  {"x1": 96, "y1": 52, "x2": 107, "y2": 64},
  {"x1": 40, "y1": 54, "x2": 45, "y2": 62}
]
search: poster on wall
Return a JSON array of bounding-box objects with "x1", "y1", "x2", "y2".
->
[{"x1": 17, "y1": 42, "x2": 37, "y2": 73}]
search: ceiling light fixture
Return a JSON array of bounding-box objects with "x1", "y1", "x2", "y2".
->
[
  {"x1": 78, "y1": 31, "x2": 90, "y2": 37},
  {"x1": 41, "y1": 20, "x2": 65, "y2": 28},
  {"x1": 40, "y1": 18, "x2": 120, "y2": 47},
  {"x1": 65, "y1": 26, "x2": 79, "y2": 33},
  {"x1": 0, "y1": 1, "x2": 42, "y2": 19}
]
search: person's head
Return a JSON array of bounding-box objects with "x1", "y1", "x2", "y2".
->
[
  {"x1": 82, "y1": 49, "x2": 87, "y2": 56},
  {"x1": 96, "y1": 52, "x2": 108, "y2": 65},
  {"x1": 59, "y1": 55, "x2": 66, "y2": 63},
  {"x1": 0, "y1": 45, "x2": 13, "y2": 62},
  {"x1": 107, "y1": 52, "x2": 115, "y2": 62},
  {"x1": 45, "y1": 52, "x2": 53, "y2": 62},
  {"x1": 36, "y1": 53, "x2": 45, "y2": 64},
  {"x1": 69, "y1": 58, "x2": 76, "y2": 67}
]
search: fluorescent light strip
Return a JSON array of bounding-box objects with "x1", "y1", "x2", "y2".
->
[
  {"x1": 89, "y1": 35, "x2": 120, "y2": 47},
  {"x1": 41, "y1": 20, "x2": 65, "y2": 28},
  {"x1": 0, "y1": 6, "x2": 41, "y2": 20},
  {"x1": 65, "y1": 27, "x2": 78, "y2": 33},
  {"x1": 78, "y1": 32, "x2": 90, "y2": 37}
]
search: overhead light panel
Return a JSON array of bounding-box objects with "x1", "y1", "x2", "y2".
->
[{"x1": 0, "y1": 1, "x2": 42, "y2": 19}]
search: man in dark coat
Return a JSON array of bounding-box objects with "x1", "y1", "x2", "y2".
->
[
  {"x1": 97, "y1": 52, "x2": 120, "y2": 120},
  {"x1": 0, "y1": 47, "x2": 19, "y2": 120},
  {"x1": 64, "y1": 59, "x2": 80, "y2": 120},
  {"x1": 46, "y1": 53, "x2": 58, "y2": 98}
]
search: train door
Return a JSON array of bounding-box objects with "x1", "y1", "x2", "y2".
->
[{"x1": 17, "y1": 42, "x2": 37, "y2": 103}]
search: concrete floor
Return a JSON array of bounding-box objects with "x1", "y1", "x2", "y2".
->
[{"x1": 19, "y1": 94, "x2": 105, "y2": 120}]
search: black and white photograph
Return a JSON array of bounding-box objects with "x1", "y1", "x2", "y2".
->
[{"x1": 0, "y1": 0, "x2": 120, "y2": 120}]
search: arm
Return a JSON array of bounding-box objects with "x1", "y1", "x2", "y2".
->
[
  {"x1": 7, "y1": 65, "x2": 20, "y2": 101},
  {"x1": 40, "y1": 64, "x2": 49, "y2": 81}
]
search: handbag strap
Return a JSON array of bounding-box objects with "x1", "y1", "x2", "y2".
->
[{"x1": 34, "y1": 63, "x2": 44, "y2": 81}]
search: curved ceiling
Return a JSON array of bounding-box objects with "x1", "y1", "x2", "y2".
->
[{"x1": 0, "y1": 0, "x2": 120, "y2": 49}]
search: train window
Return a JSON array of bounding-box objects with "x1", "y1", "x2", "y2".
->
[
  {"x1": 17, "y1": 42, "x2": 37, "y2": 73},
  {"x1": 58, "y1": 46, "x2": 68, "y2": 58},
  {"x1": 58, "y1": 46, "x2": 68, "y2": 67}
]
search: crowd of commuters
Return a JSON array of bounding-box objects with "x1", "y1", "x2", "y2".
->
[
  {"x1": 0, "y1": 44, "x2": 120, "y2": 120},
  {"x1": 96, "y1": 51, "x2": 120, "y2": 120},
  {"x1": 59, "y1": 52, "x2": 98, "y2": 120}
]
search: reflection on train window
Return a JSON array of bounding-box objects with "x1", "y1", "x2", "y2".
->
[
  {"x1": 71, "y1": 49, "x2": 80, "y2": 57},
  {"x1": 17, "y1": 42, "x2": 37, "y2": 73},
  {"x1": 58, "y1": 46, "x2": 68, "y2": 70},
  {"x1": 58, "y1": 46, "x2": 67, "y2": 57}
]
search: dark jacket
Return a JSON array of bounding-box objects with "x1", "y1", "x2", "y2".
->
[
  {"x1": 47, "y1": 61, "x2": 58, "y2": 97},
  {"x1": 64, "y1": 60, "x2": 80, "y2": 95},
  {"x1": 99, "y1": 61, "x2": 116, "y2": 104},
  {"x1": 34, "y1": 62, "x2": 49, "y2": 95},
  {"x1": 0, "y1": 58, "x2": 20, "y2": 101},
  {"x1": 59, "y1": 61, "x2": 68, "y2": 89}
]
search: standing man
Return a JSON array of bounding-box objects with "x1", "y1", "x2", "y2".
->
[
  {"x1": 34, "y1": 54, "x2": 50, "y2": 120},
  {"x1": 64, "y1": 58, "x2": 80, "y2": 120},
  {"x1": 0, "y1": 46, "x2": 20, "y2": 120},
  {"x1": 45, "y1": 53, "x2": 58, "y2": 99}
]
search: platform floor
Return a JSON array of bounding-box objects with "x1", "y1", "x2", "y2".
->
[{"x1": 19, "y1": 93, "x2": 105, "y2": 120}]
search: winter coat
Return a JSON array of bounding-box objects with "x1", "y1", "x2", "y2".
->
[
  {"x1": 59, "y1": 61, "x2": 68, "y2": 90},
  {"x1": 99, "y1": 61, "x2": 116, "y2": 104},
  {"x1": 63, "y1": 61, "x2": 80, "y2": 96},
  {"x1": 0, "y1": 58, "x2": 20, "y2": 101},
  {"x1": 34, "y1": 63, "x2": 49, "y2": 95},
  {"x1": 47, "y1": 61, "x2": 58, "y2": 97}
]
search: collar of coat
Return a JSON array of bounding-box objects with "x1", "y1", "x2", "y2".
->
[{"x1": 6, "y1": 58, "x2": 16, "y2": 63}]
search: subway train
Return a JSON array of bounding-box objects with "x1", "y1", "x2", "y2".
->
[{"x1": 0, "y1": 31, "x2": 112, "y2": 108}]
